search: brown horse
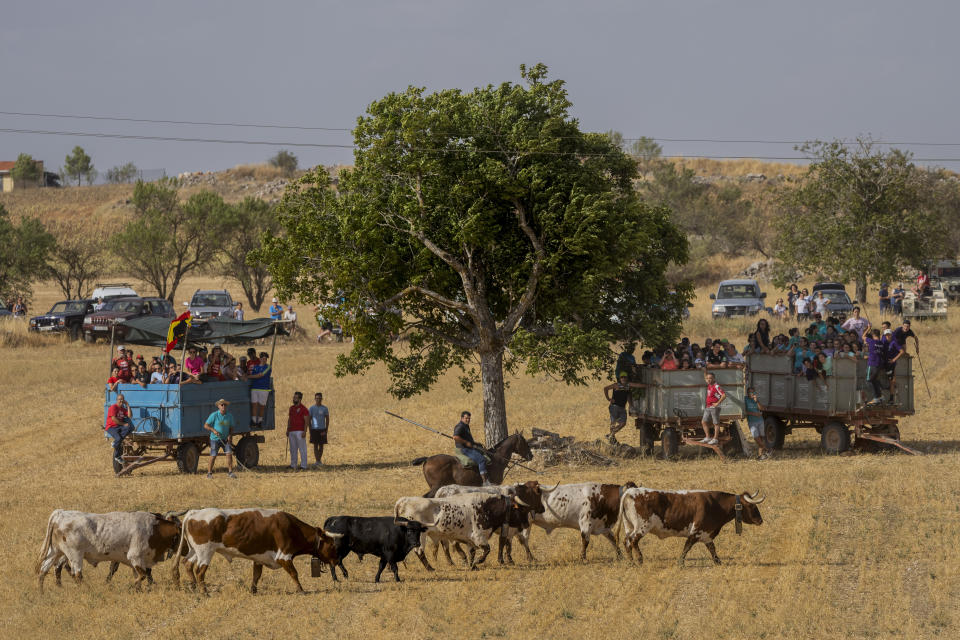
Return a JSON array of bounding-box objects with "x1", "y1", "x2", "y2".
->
[{"x1": 412, "y1": 432, "x2": 534, "y2": 497}]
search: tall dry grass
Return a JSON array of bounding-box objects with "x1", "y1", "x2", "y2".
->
[{"x1": 1, "y1": 277, "x2": 958, "y2": 639}]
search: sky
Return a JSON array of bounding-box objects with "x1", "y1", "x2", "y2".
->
[{"x1": 3, "y1": 0, "x2": 959, "y2": 177}]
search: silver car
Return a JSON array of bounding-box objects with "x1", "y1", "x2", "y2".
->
[
  {"x1": 186, "y1": 289, "x2": 236, "y2": 319},
  {"x1": 710, "y1": 279, "x2": 767, "y2": 319}
]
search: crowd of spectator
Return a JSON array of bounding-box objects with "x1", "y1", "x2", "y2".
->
[{"x1": 106, "y1": 344, "x2": 272, "y2": 388}]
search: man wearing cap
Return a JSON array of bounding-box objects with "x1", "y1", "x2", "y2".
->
[
  {"x1": 247, "y1": 352, "x2": 272, "y2": 427},
  {"x1": 269, "y1": 297, "x2": 283, "y2": 322},
  {"x1": 204, "y1": 399, "x2": 236, "y2": 478}
]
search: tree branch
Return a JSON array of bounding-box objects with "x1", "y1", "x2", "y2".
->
[
  {"x1": 382, "y1": 285, "x2": 470, "y2": 312},
  {"x1": 502, "y1": 200, "x2": 546, "y2": 333}
]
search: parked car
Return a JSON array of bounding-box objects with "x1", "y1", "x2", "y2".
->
[
  {"x1": 902, "y1": 280, "x2": 948, "y2": 320},
  {"x1": 82, "y1": 297, "x2": 175, "y2": 343},
  {"x1": 90, "y1": 283, "x2": 139, "y2": 302},
  {"x1": 29, "y1": 299, "x2": 96, "y2": 340},
  {"x1": 810, "y1": 282, "x2": 855, "y2": 320},
  {"x1": 185, "y1": 289, "x2": 236, "y2": 319},
  {"x1": 709, "y1": 279, "x2": 766, "y2": 319},
  {"x1": 0, "y1": 301, "x2": 11, "y2": 318},
  {"x1": 933, "y1": 260, "x2": 960, "y2": 301}
]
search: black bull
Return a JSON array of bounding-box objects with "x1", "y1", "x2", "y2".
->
[{"x1": 322, "y1": 516, "x2": 427, "y2": 582}]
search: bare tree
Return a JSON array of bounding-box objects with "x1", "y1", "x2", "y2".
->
[{"x1": 45, "y1": 220, "x2": 109, "y2": 299}]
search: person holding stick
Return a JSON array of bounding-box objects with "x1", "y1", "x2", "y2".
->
[{"x1": 204, "y1": 399, "x2": 236, "y2": 479}]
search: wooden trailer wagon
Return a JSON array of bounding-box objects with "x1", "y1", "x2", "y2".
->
[
  {"x1": 631, "y1": 367, "x2": 749, "y2": 459},
  {"x1": 102, "y1": 316, "x2": 286, "y2": 476},
  {"x1": 747, "y1": 353, "x2": 918, "y2": 455}
]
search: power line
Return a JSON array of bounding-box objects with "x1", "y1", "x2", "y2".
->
[
  {"x1": 3, "y1": 109, "x2": 960, "y2": 147},
  {"x1": 5, "y1": 126, "x2": 960, "y2": 163}
]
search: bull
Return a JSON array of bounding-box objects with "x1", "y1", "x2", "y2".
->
[
  {"x1": 321, "y1": 515, "x2": 428, "y2": 583},
  {"x1": 616, "y1": 487, "x2": 765, "y2": 566},
  {"x1": 531, "y1": 481, "x2": 637, "y2": 560}
]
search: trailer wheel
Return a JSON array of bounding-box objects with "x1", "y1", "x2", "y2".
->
[
  {"x1": 661, "y1": 427, "x2": 680, "y2": 460},
  {"x1": 235, "y1": 436, "x2": 260, "y2": 469},
  {"x1": 763, "y1": 416, "x2": 786, "y2": 450},
  {"x1": 638, "y1": 424, "x2": 656, "y2": 456},
  {"x1": 176, "y1": 442, "x2": 200, "y2": 474},
  {"x1": 820, "y1": 422, "x2": 850, "y2": 454}
]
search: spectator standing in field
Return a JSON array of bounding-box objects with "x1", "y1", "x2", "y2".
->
[
  {"x1": 283, "y1": 305, "x2": 299, "y2": 337},
  {"x1": 615, "y1": 344, "x2": 637, "y2": 380},
  {"x1": 269, "y1": 297, "x2": 283, "y2": 322},
  {"x1": 700, "y1": 372, "x2": 726, "y2": 445},
  {"x1": 286, "y1": 391, "x2": 310, "y2": 471},
  {"x1": 233, "y1": 302, "x2": 244, "y2": 321},
  {"x1": 203, "y1": 399, "x2": 236, "y2": 479},
  {"x1": 813, "y1": 291, "x2": 831, "y2": 317},
  {"x1": 893, "y1": 319, "x2": 919, "y2": 355},
  {"x1": 12, "y1": 296, "x2": 26, "y2": 317},
  {"x1": 787, "y1": 284, "x2": 800, "y2": 317},
  {"x1": 106, "y1": 394, "x2": 133, "y2": 467},
  {"x1": 878, "y1": 283, "x2": 891, "y2": 316},
  {"x1": 309, "y1": 392, "x2": 330, "y2": 467},
  {"x1": 773, "y1": 298, "x2": 788, "y2": 320},
  {"x1": 795, "y1": 291, "x2": 810, "y2": 322},
  {"x1": 248, "y1": 352, "x2": 272, "y2": 427},
  {"x1": 744, "y1": 387, "x2": 770, "y2": 459},
  {"x1": 892, "y1": 283, "x2": 905, "y2": 315},
  {"x1": 603, "y1": 373, "x2": 643, "y2": 444}
]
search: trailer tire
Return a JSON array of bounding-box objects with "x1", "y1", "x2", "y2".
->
[
  {"x1": 661, "y1": 427, "x2": 680, "y2": 460},
  {"x1": 820, "y1": 422, "x2": 850, "y2": 454},
  {"x1": 235, "y1": 436, "x2": 260, "y2": 469},
  {"x1": 763, "y1": 416, "x2": 786, "y2": 450},
  {"x1": 176, "y1": 442, "x2": 200, "y2": 474},
  {"x1": 638, "y1": 424, "x2": 656, "y2": 456}
]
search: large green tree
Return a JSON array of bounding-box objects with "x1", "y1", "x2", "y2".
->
[
  {"x1": 258, "y1": 65, "x2": 689, "y2": 444},
  {"x1": 111, "y1": 180, "x2": 230, "y2": 301},
  {"x1": 63, "y1": 146, "x2": 95, "y2": 186},
  {"x1": 0, "y1": 204, "x2": 55, "y2": 302},
  {"x1": 218, "y1": 197, "x2": 280, "y2": 311},
  {"x1": 775, "y1": 140, "x2": 951, "y2": 302},
  {"x1": 10, "y1": 153, "x2": 41, "y2": 188}
]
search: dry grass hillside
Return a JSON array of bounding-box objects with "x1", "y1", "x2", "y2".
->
[{"x1": 1, "y1": 275, "x2": 958, "y2": 640}]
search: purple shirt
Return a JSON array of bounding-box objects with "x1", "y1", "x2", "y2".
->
[
  {"x1": 865, "y1": 336, "x2": 883, "y2": 367},
  {"x1": 883, "y1": 337, "x2": 903, "y2": 361}
]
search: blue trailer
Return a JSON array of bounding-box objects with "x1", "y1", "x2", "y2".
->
[{"x1": 102, "y1": 316, "x2": 284, "y2": 476}]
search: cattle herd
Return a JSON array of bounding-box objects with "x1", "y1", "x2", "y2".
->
[{"x1": 35, "y1": 480, "x2": 766, "y2": 595}]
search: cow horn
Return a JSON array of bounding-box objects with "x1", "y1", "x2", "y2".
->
[
  {"x1": 749, "y1": 490, "x2": 760, "y2": 500},
  {"x1": 742, "y1": 492, "x2": 765, "y2": 505},
  {"x1": 163, "y1": 510, "x2": 188, "y2": 520},
  {"x1": 513, "y1": 496, "x2": 529, "y2": 507},
  {"x1": 542, "y1": 481, "x2": 560, "y2": 493},
  {"x1": 325, "y1": 531, "x2": 345, "y2": 538}
]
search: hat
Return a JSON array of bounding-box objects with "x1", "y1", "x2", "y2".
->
[
  {"x1": 272, "y1": 297, "x2": 278, "y2": 303},
  {"x1": 216, "y1": 398, "x2": 230, "y2": 406},
  {"x1": 883, "y1": 329, "x2": 893, "y2": 335},
  {"x1": 117, "y1": 345, "x2": 125, "y2": 351}
]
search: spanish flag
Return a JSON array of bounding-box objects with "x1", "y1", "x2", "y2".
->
[{"x1": 165, "y1": 312, "x2": 192, "y2": 353}]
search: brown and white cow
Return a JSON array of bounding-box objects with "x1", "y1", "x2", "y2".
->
[
  {"x1": 616, "y1": 487, "x2": 765, "y2": 566},
  {"x1": 531, "y1": 481, "x2": 637, "y2": 560},
  {"x1": 36, "y1": 510, "x2": 183, "y2": 592},
  {"x1": 173, "y1": 508, "x2": 342, "y2": 594},
  {"x1": 395, "y1": 485, "x2": 545, "y2": 570}
]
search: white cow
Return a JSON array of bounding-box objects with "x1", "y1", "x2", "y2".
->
[
  {"x1": 432, "y1": 483, "x2": 536, "y2": 564},
  {"x1": 36, "y1": 510, "x2": 183, "y2": 592},
  {"x1": 530, "y1": 481, "x2": 637, "y2": 559}
]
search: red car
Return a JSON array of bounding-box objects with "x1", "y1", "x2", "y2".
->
[{"x1": 83, "y1": 297, "x2": 175, "y2": 343}]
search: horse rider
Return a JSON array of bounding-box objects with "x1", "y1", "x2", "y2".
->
[{"x1": 452, "y1": 411, "x2": 491, "y2": 486}]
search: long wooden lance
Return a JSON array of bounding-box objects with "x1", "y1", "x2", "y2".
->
[{"x1": 384, "y1": 410, "x2": 540, "y2": 474}]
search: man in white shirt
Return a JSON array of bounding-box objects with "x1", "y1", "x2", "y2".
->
[
  {"x1": 814, "y1": 291, "x2": 831, "y2": 316},
  {"x1": 233, "y1": 302, "x2": 244, "y2": 321},
  {"x1": 795, "y1": 293, "x2": 810, "y2": 320}
]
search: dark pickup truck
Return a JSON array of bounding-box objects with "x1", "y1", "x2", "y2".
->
[
  {"x1": 82, "y1": 297, "x2": 175, "y2": 343},
  {"x1": 29, "y1": 299, "x2": 96, "y2": 340}
]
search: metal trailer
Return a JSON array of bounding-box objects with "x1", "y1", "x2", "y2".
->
[
  {"x1": 746, "y1": 353, "x2": 918, "y2": 455},
  {"x1": 631, "y1": 367, "x2": 749, "y2": 459},
  {"x1": 102, "y1": 316, "x2": 284, "y2": 476}
]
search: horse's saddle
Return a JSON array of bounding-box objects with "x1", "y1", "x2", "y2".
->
[{"x1": 454, "y1": 450, "x2": 477, "y2": 469}]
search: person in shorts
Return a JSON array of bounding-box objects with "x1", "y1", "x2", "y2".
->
[
  {"x1": 203, "y1": 398, "x2": 236, "y2": 478},
  {"x1": 744, "y1": 387, "x2": 770, "y2": 459},
  {"x1": 247, "y1": 352, "x2": 272, "y2": 427},
  {"x1": 700, "y1": 372, "x2": 726, "y2": 445},
  {"x1": 603, "y1": 373, "x2": 643, "y2": 444},
  {"x1": 309, "y1": 392, "x2": 330, "y2": 467}
]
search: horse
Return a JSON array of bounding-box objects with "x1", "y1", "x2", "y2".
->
[{"x1": 412, "y1": 432, "x2": 533, "y2": 497}]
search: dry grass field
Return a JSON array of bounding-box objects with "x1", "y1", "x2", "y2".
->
[{"x1": 2, "y1": 276, "x2": 959, "y2": 640}]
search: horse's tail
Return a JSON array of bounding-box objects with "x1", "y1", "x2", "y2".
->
[{"x1": 411, "y1": 457, "x2": 428, "y2": 466}]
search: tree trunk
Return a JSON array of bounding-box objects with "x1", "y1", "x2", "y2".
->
[
  {"x1": 479, "y1": 348, "x2": 508, "y2": 446},
  {"x1": 855, "y1": 276, "x2": 868, "y2": 305}
]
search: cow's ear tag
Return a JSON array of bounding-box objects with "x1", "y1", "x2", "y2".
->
[{"x1": 310, "y1": 557, "x2": 324, "y2": 577}]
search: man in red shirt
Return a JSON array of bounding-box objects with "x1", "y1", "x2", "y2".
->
[
  {"x1": 700, "y1": 372, "x2": 727, "y2": 445},
  {"x1": 106, "y1": 393, "x2": 134, "y2": 466},
  {"x1": 287, "y1": 391, "x2": 310, "y2": 471},
  {"x1": 112, "y1": 346, "x2": 133, "y2": 382}
]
